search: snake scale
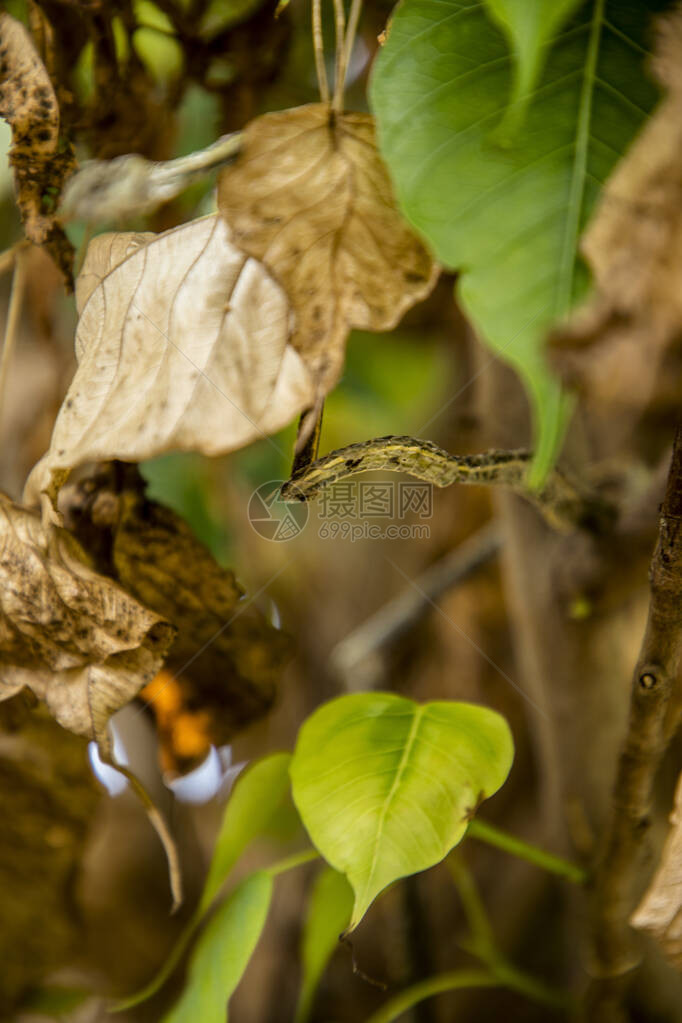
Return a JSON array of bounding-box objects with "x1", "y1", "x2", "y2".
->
[{"x1": 281, "y1": 435, "x2": 610, "y2": 533}]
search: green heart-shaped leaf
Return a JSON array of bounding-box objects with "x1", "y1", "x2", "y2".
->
[{"x1": 290, "y1": 693, "x2": 513, "y2": 930}]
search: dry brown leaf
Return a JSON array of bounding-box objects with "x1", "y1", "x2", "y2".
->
[
  {"x1": 631, "y1": 771, "x2": 682, "y2": 968},
  {"x1": 0, "y1": 492, "x2": 175, "y2": 750},
  {"x1": 217, "y1": 103, "x2": 439, "y2": 403},
  {"x1": 24, "y1": 214, "x2": 314, "y2": 506},
  {"x1": 550, "y1": 10, "x2": 682, "y2": 419},
  {"x1": 63, "y1": 465, "x2": 292, "y2": 775},
  {"x1": 0, "y1": 13, "x2": 75, "y2": 282}
]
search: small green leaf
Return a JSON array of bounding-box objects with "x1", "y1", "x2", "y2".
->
[
  {"x1": 202, "y1": 752, "x2": 292, "y2": 910},
  {"x1": 295, "y1": 867, "x2": 354, "y2": 1023},
  {"x1": 162, "y1": 871, "x2": 273, "y2": 1023},
  {"x1": 290, "y1": 693, "x2": 513, "y2": 930},
  {"x1": 199, "y1": 0, "x2": 267, "y2": 38},
  {"x1": 113, "y1": 753, "x2": 292, "y2": 1011},
  {"x1": 483, "y1": 0, "x2": 583, "y2": 133},
  {"x1": 370, "y1": 0, "x2": 662, "y2": 482},
  {"x1": 132, "y1": 2, "x2": 184, "y2": 83}
]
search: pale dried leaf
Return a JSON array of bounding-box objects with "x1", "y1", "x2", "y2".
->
[
  {"x1": 0, "y1": 13, "x2": 74, "y2": 279},
  {"x1": 25, "y1": 215, "x2": 314, "y2": 505},
  {"x1": 0, "y1": 493, "x2": 175, "y2": 748},
  {"x1": 217, "y1": 104, "x2": 438, "y2": 397},
  {"x1": 632, "y1": 771, "x2": 682, "y2": 968},
  {"x1": 550, "y1": 9, "x2": 681, "y2": 418},
  {"x1": 74, "y1": 230, "x2": 155, "y2": 311}
]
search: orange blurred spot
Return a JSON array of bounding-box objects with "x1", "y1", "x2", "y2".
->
[{"x1": 141, "y1": 670, "x2": 213, "y2": 776}]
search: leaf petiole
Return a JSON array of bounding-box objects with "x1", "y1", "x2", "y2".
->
[
  {"x1": 466, "y1": 818, "x2": 587, "y2": 885},
  {"x1": 266, "y1": 847, "x2": 320, "y2": 877}
]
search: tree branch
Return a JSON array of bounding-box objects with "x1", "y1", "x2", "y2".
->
[{"x1": 586, "y1": 424, "x2": 682, "y2": 1020}]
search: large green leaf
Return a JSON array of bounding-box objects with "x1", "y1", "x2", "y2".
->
[
  {"x1": 290, "y1": 693, "x2": 513, "y2": 930},
  {"x1": 370, "y1": 0, "x2": 662, "y2": 481},
  {"x1": 295, "y1": 867, "x2": 354, "y2": 1023},
  {"x1": 162, "y1": 871, "x2": 273, "y2": 1023}
]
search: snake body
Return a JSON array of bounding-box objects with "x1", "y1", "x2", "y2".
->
[{"x1": 281, "y1": 435, "x2": 609, "y2": 533}]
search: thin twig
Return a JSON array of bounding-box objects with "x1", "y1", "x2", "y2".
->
[
  {"x1": 586, "y1": 425, "x2": 682, "y2": 1019},
  {"x1": 330, "y1": 523, "x2": 499, "y2": 689},
  {"x1": 104, "y1": 755, "x2": 183, "y2": 912},
  {"x1": 445, "y1": 852, "x2": 573, "y2": 1012},
  {"x1": 332, "y1": 0, "x2": 346, "y2": 112},
  {"x1": 466, "y1": 818, "x2": 587, "y2": 886},
  {"x1": 446, "y1": 851, "x2": 497, "y2": 961},
  {"x1": 312, "y1": 0, "x2": 330, "y2": 104},
  {"x1": 0, "y1": 245, "x2": 28, "y2": 424},
  {"x1": 340, "y1": 0, "x2": 363, "y2": 98}
]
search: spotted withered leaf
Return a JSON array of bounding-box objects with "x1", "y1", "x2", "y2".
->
[
  {"x1": 0, "y1": 13, "x2": 75, "y2": 282},
  {"x1": 0, "y1": 492, "x2": 175, "y2": 751},
  {"x1": 63, "y1": 465, "x2": 292, "y2": 776},
  {"x1": 217, "y1": 104, "x2": 439, "y2": 416}
]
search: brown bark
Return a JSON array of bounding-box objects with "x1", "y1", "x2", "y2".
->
[{"x1": 586, "y1": 425, "x2": 682, "y2": 1020}]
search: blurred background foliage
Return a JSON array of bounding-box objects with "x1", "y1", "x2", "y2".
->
[{"x1": 0, "y1": 1, "x2": 579, "y2": 1021}]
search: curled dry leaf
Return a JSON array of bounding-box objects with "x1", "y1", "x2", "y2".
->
[
  {"x1": 217, "y1": 104, "x2": 439, "y2": 410},
  {"x1": 632, "y1": 771, "x2": 682, "y2": 968},
  {"x1": 0, "y1": 13, "x2": 75, "y2": 282},
  {"x1": 63, "y1": 465, "x2": 292, "y2": 776},
  {"x1": 24, "y1": 214, "x2": 314, "y2": 506},
  {"x1": 550, "y1": 9, "x2": 682, "y2": 420},
  {"x1": 0, "y1": 493, "x2": 175, "y2": 750}
]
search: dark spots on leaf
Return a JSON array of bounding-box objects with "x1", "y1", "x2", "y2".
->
[
  {"x1": 345, "y1": 457, "x2": 362, "y2": 469},
  {"x1": 404, "y1": 270, "x2": 426, "y2": 283}
]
